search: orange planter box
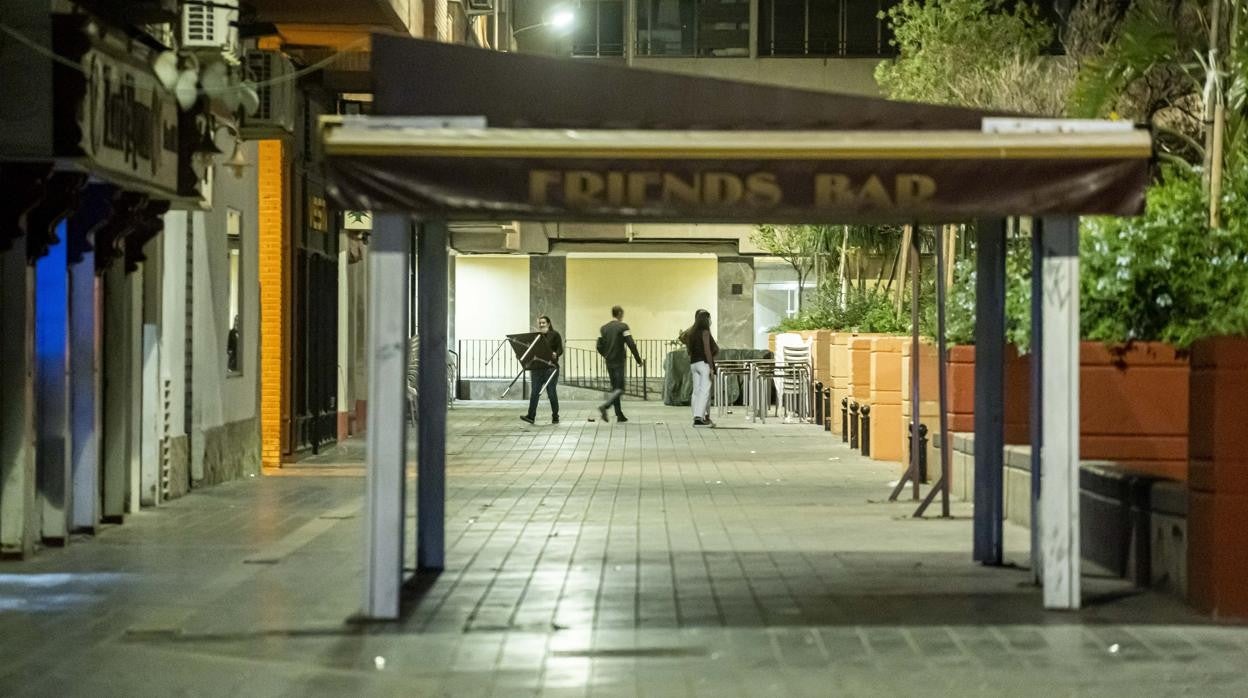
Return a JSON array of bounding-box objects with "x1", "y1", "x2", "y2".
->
[
  {"x1": 945, "y1": 341, "x2": 1190, "y2": 481},
  {"x1": 868, "y1": 337, "x2": 906, "y2": 461},
  {"x1": 901, "y1": 339, "x2": 940, "y2": 468},
  {"x1": 1187, "y1": 337, "x2": 1248, "y2": 619},
  {"x1": 943, "y1": 344, "x2": 1030, "y2": 444},
  {"x1": 1080, "y1": 342, "x2": 1189, "y2": 482}
]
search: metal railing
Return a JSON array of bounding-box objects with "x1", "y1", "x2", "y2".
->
[
  {"x1": 559, "y1": 346, "x2": 650, "y2": 400},
  {"x1": 456, "y1": 338, "x2": 658, "y2": 399}
]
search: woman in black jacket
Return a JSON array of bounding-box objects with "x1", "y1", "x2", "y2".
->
[
  {"x1": 683, "y1": 309, "x2": 718, "y2": 427},
  {"x1": 521, "y1": 315, "x2": 563, "y2": 425}
]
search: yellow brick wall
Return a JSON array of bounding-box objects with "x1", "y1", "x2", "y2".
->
[{"x1": 258, "y1": 140, "x2": 287, "y2": 468}]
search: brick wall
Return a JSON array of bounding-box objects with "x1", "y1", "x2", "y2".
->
[{"x1": 258, "y1": 140, "x2": 287, "y2": 468}]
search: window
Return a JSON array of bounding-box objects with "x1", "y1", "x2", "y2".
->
[
  {"x1": 758, "y1": 0, "x2": 900, "y2": 57},
  {"x1": 573, "y1": 0, "x2": 625, "y2": 56},
  {"x1": 637, "y1": 0, "x2": 750, "y2": 57},
  {"x1": 226, "y1": 208, "x2": 243, "y2": 375}
]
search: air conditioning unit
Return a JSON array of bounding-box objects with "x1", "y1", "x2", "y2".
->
[
  {"x1": 181, "y1": 0, "x2": 239, "y2": 52},
  {"x1": 241, "y1": 51, "x2": 296, "y2": 138},
  {"x1": 465, "y1": 0, "x2": 496, "y2": 15},
  {"x1": 449, "y1": 222, "x2": 520, "y2": 253}
]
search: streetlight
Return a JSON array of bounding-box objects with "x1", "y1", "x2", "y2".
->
[{"x1": 512, "y1": 3, "x2": 577, "y2": 38}]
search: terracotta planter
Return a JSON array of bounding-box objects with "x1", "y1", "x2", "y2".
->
[
  {"x1": 944, "y1": 341, "x2": 1190, "y2": 481},
  {"x1": 830, "y1": 332, "x2": 884, "y2": 434},
  {"x1": 901, "y1": 339, "x2": 939, "y2": 469},
  {"x1": 867, "y1": 336, "x2": 905, "y2": 461},
  {"x1": 1080, "y1": 342, "x2": 1189, "y2": 482},
  {"x1": 1186, "y1": 337, "x2": 1248, "y2": 618},
  {"x1": 795, "y1": 329, "x2": 833, "y2": 387},
  {"x1": 943, "y1": 344, "x2": 1031, "y2": 444}
]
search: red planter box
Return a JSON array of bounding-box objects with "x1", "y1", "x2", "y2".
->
[
  {"x1": 944, "y1": 341, "x2": 1190, "y2": 481},
  {"x1": 944, "y1": 344, "x2": 1030, "y2": 444},
  {"x1": 1187, "y1": 337, "x2": 1248, "y2": 619}
]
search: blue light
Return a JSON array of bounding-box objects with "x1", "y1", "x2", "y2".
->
[{"x1": 34, "y1": 221, "x2": 69, "y2": 361}]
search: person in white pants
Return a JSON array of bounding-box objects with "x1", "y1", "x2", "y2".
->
[{"x1": 682, "y1": 309, "x2": 718, "y2": 427}]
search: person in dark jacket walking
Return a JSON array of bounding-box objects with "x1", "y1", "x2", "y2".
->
[
  {"x1": 683, "y1": 309, "x2": 718, "y2": 427},
  {"x1": 521, "y1": 315, "x2": 563, "y2": 425},
  {"x1": 597, "y1": 305, "x2": 644, "y2": 423}
]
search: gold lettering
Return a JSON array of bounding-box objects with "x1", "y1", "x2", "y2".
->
[
  {"x1": 745, "y1": 172, "x2": 782, "y2": 208},
  {"x1": 626, "y1": 171, "x2": 663, "y2": 208},
  {"x1": 662, "y1": 172, "x2": 701, "y2": 205},
  {"x1": 529, "y1": 170, "x2": 561, "y2": 206},
  {"x1": 703, "y1": 172, "x2": 744, "y2": 206},
  {"x1": 814, "y1": 174, "x2": 854, "y2": 207},
  {"x1": 565, "y1": 171, "x2": 605, "y2": 207},
  {"x1": 605, "y1": 171, "x2": 627, "y2": 207},
  {"x1": 857, "y1": 175, "x2": 893, "y2": 208},
  {"x1": 895, "y1": 174, "x2": 937, "y2": 208}
]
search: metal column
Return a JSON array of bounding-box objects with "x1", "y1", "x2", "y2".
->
[
  {"x1": 1029, "y1": 221, "x2": 1044, "y2": 582},
  {"x1": 1, "y1": 247, "x2": 37, "y2": 557},
  {"x1": 1040, "y1": 216, "x2": 1081, "y2": 609},
  {"x1": 35, "y1": 222, "x2": 72, "y2": 543},
  {"x1": 363, "y1": 213, "x2": 411, "y2": 620},
  {"x1": 973, "y1": 218, "x2": 1007, "y2": 565},
  {"x1": 69, "y1": 239, "x2": 101, "y2": 532},
  {"x1": 416, "y1": 220, "x2": 448, "y2": 572}
]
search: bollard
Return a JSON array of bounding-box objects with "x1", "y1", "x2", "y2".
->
[
  {"x1": 823, "y1": 388, "x2": 832, "y2": 431},
  {"x1": 814, "y1": 382, "x2": 824, "y2": 426},
  {"x1": 860, "y1": 404, "x2": 871, "y2": 456},
  {"x1": 841, "y1": 397, "x2": 850, "y2": 442},
  {"x1": 849, "y1": 401, "x2": 860, "y2": 449},
  {"x1": 907, "y1": 422, "x2": 931, "y2": 482}
]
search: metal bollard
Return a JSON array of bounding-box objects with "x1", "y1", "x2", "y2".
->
[
  {"x1": 860, "y1": 404, "x2": 871, "y2": 455},
  {"x1": 849, "y1": 400, "x2": 860, "y2": 449},
  {"x1": 814, "y1": 382, "x2": 824, "y2": 426},
  {"x1": 823, "y1": 388, "x2": 833, "y2": 431},
  {"x1": 841, "y1": 397, "x2": 849, "y2": 442},
  {"x1": 907, "y1": 422, "x2": 931, "y2": 481}
]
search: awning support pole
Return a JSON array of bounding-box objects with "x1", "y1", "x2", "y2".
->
[
  {"x1": 1039, "y1": 216, "x2": 1081, "y2": 609},
  {"x1": 363, "y1": 213, "x2": 411, "y2": 620},
  {"x1": 973, "y1": 218, "x2": 1007, "y2": 566},
  {"x1": 416, "y1": 220, "x2": 448, "y2": 572}
]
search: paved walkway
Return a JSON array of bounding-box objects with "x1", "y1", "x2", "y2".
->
[{"x1": 2, "y1": 402, "x2": 1246, "y2": 697}]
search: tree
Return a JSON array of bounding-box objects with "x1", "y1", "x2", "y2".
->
[
  {"x1": 875, "y1": 0, "x2": 1071, "y2": 114},
  {"x1": 1070, "y1": 0, "x2": 1247, "y2": 217},
  {"x1": 752, "y1": 225, "x2": 823, "y2": 311}
]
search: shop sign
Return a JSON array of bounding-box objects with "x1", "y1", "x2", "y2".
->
[
  {"x1": 78, "y1": 45, "x2": 180, "y2": 196},
  {"x1": 309, "y1": 195, "x2": 329, "y2": 233}
]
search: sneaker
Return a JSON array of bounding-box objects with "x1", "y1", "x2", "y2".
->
[
  {"x1": 520, "y1": 415, "x2": 535, "y2": 425},
  {"x1": 616, "y1": 416, "x2": 629, "y2": 423},
  {"x1": 598, "y1": 407, "x2": 609, "y2": 422},
  {"x1": 552, "y1": 417, "x2": 560, "y2": 424},
  {"x1": 693, "y1": 418, "x2": 708, "y2": 427}
]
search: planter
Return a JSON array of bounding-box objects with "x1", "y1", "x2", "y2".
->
[
  {"x1": 1186, "y1": 337, "x2": 1248, "y2": 619},
  {"x1": 901, "y1": 339, "x2": 939, "y2": 471},
  {"x1": 944, "y1": 341, "x2": 1190, "y2": 482},
  {"x1": 943, "y1": 344, "x2": 1030, "y2": 444},
  {"x1": 830, "y1": 332, "x2": 884, "y2": 435},
  {"x1": 867, "y1": 336, "x2": 905, "y2": 461},
  {"x1": 1080, "y1": 342, "x2": 1189, "y2": 482}
]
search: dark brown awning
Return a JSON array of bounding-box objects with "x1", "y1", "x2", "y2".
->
[{"x1": 324, "y1": 35, "x2": 1153, "y2": 222}]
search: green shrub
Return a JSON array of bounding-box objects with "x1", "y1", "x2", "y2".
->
[
  {"x1": 772, "y1": 288, "x2": 913, "y2": 334},
  {"x1": 934, "y1": 240, "x2": 1032, "y2": 350},
  {"x1": 1080, "y1": 164, "x2": 1248, "y2": 348}
]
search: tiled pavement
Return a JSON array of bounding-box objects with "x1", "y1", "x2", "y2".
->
[{"x1": 2, "y1": 401, "x2": 1246, "y2": 697}]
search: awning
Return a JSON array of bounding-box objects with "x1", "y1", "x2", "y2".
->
[{"x1": 324, "y1": 35, "x2": 1153, "y2": 223}]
